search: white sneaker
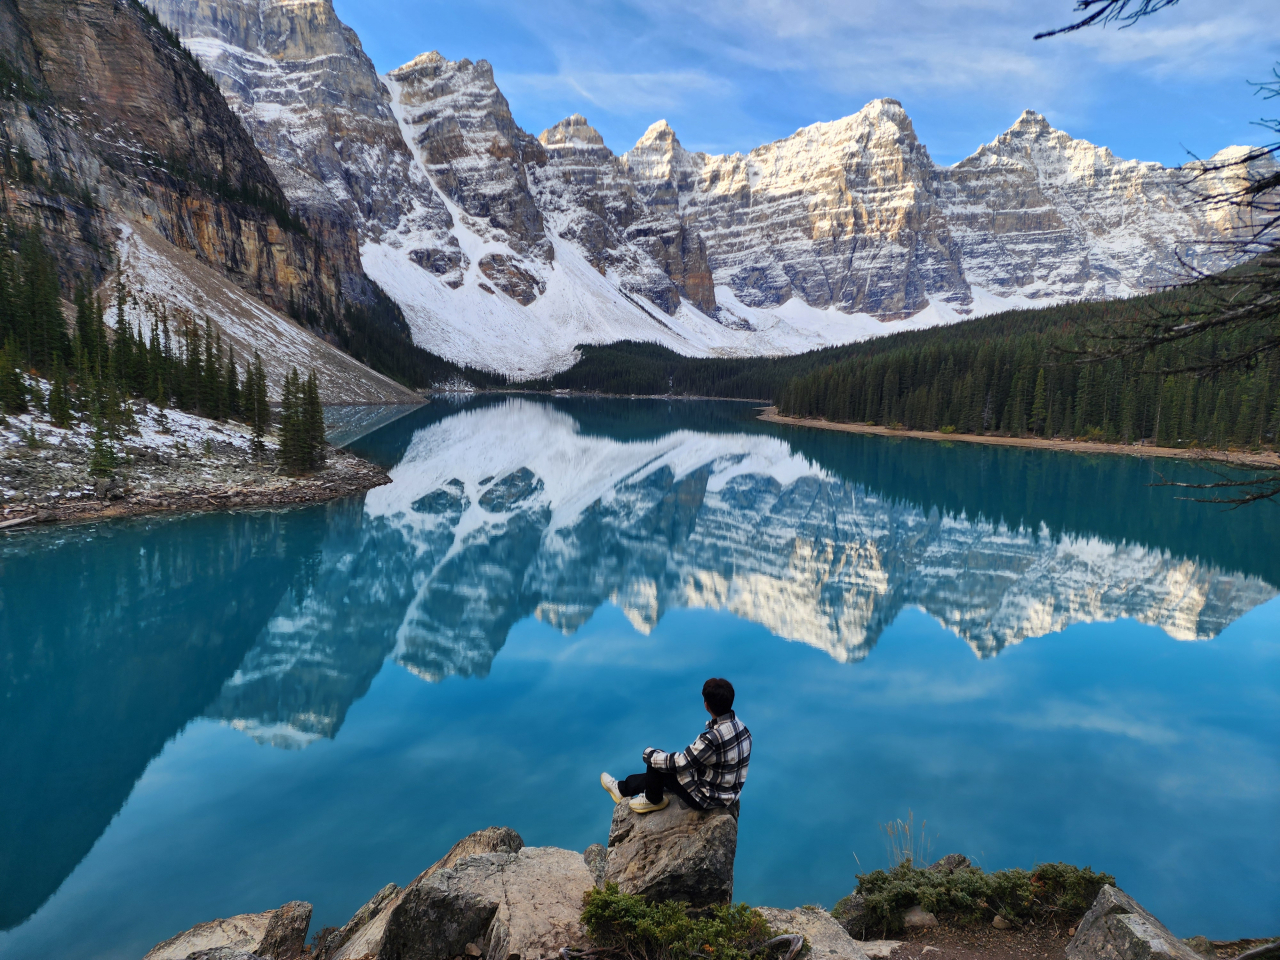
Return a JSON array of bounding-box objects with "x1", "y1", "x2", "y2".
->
[
  {"x1": 600, "y1": 772, "x2": 625, "y2": 804},
  {"x1": 628, "y1": 794, "x2": 670, "y2": 814}
]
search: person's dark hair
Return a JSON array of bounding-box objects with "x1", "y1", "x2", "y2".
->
[{"x1": 703, "y1": 678, "x2": 735, "y2": 716}]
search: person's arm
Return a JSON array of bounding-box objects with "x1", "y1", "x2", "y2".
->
[{"x1": 644, "y1": 731, "x2": 717, "y2": 772}]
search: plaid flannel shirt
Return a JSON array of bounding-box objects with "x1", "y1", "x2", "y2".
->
[{"x1": 642, "y1": 710, "x2": 751, "y2": 809}]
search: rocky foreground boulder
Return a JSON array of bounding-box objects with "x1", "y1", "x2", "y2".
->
[
  {"x1": 145, "y1": 806, "x2": 745, "y2": 960},
  {"x1": 604, "y1": 793, "x2": 738, "y2": 911},
  {"x1": 1067, "y1": 886, "x2": 1209, "y2": 960},
  {"x1": 143, "y1": 901, "x2": 311, "y2": 960},
  {"x1": 325, "y1": 828, "x2": 593, "y2": 960}
]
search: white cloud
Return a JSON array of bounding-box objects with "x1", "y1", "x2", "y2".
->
[
  {"x1": 386, "y1": 0, "x2": 1279, "y2": 163},
  {"x1": 501, "y1": 68, "x2": 733, "y2": 119},
  {"x1": 642, "y1": 0, "x2": 1276, "y2": 96}
]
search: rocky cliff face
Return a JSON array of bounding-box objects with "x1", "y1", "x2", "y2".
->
[
  {"x1": 145, "y1": 0, "x2": 461, "y2": 298},
  {"x1": 386, "y1": 52, "x2": 550, "y2": 263},
  {"x1": 0, "y1": 0, "x2": 340, "y2": 316},
  {"x1": 623, "y1": 102, "x2": 971, "y2": 319},
  {"x1": 533, "y1": 113, "x2": 716, "y2": 315},
  {"x1": 622, "y1": 103, "x2": 1263, "y2": 319},
  {"x1": 940, "y1": 110, "x2": 1248, "y2": 301}
]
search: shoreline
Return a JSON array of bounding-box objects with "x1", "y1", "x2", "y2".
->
[
  {"x1": 1, "y1": 393, "x2": 393, "y2": 533},
  {"x1": 0, "y1": 450, "x2": 390, "y2": 532},
  {"x1": 757, "y1": 408, "x2": 1280, "y2": 470}
]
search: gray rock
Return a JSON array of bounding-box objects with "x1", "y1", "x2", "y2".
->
[
  {"x1": 1183, "y1": 937, "x2": 1216, "y2": 959},
  {"x1": 927, "y1": 854, "x2": 971, "y2": 875},
  {"x1": 756, "y1": 906, "x2": 870, "y2": 960},
  {"x1": 858, "y1": 943, "x2": 903, "y2": 960},
  {"x1": 423, "y1": 826, "x2": 524, "y2": 875},
  {"x1": 831, "y1": 893, "x2": 868, "y2": 939},
  {"x1": 312, "y1": 884, "x2": 402, "y2": 960},
  {"x1": 583, "y1": 844, "x2": 608, "y2": 888},
  {"x1": 603, "y1": 792, "x2": 738, "y2": 911},
  {"x1": 329, "y1": 835, "x2": 593, "y2": 960},
  {"x1": 902, "y1": 905, "x2": 938, "y2": 929},
  {"x1": 1067, "y1": 886, "x2": 1205, "y2": 960},
  {"x1": 144, "y1": 901, "x2": 311, "y2": 960}
]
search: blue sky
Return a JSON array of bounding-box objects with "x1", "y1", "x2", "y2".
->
[{"x1": 333, "y1": 0, "x2": 1279, "y2": 166}]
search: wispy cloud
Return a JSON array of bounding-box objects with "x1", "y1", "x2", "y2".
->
[
  {"x1": 340, "y1": 0, "x2": 1280, "y2": 164},
  {"x1": 501, "y1": 68, "x2": 733, "y2": 120}
]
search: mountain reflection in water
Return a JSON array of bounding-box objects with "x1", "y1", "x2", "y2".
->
[{"x1": 213, "y1": 399, "x2": 1274, "y2": 749}]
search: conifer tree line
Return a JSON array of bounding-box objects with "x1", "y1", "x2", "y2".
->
[
  {"x1": 0, "y1": 224, "x2": 328, "y2": 473},
  {"x1": 775, "y1": 319, "x2": 1279, "y2": 450}
]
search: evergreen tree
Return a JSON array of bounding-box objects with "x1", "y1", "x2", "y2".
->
[
  {"x1": 48, "y1": 361, "x2": 72, "y2": 428},
  {"x1": 303, "y1": 369, "x2": 326, "y2": 471},
  {"x1": 88, "y1": 405, "x2": 117, "y2": 478},
  {"x1": 1029, "y1": 368, "x2": 1048, "y2": 436},
  {"x1": 279, "y1": 366, "x2": 304, "y2": 473},
  {"x1": 0, "y1": 338, "x2": 28, "y2": 414},
  {"x1": 225, "y1": 344, "x2": 240, "y2": 416},
  {"x1": 247, "y1": 352, "x2": 269, "y2": 455}
]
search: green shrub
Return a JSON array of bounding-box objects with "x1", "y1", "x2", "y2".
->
[
  {"x1": 581, "y1": 883, "x2": 790, "y2": 960},
  {"x1": 833, "y1": 861, "x2": 1114, "y2": 936}
]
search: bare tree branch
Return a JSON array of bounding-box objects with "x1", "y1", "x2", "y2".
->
[
  {"x1": 1037, "y1": 2, "x2": 1280, "y2": 505},
  {"x1": 1152, "y1": 460, "x2": 1280, "y2": 507},
  {"x1": 1035, "y1": 0, "x2": 1180, "y2": 39}
]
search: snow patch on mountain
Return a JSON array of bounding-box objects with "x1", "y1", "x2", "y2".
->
[{"x1": 372, "y1": 72, "x2": 914, "y2": 378}]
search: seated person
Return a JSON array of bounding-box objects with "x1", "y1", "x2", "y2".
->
[{"x1": 600, "y1": 677, "x2": 751, "y2": 813}]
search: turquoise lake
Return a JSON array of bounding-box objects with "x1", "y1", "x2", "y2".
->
[{"x1": 1, "y1": 396, "x2": 1278, "y2": 958}]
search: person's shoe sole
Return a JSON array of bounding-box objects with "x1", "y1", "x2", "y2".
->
[
  {"x1": 628, "y1": 795, "x2": 670, "y2": 813},
  {"x1": 600, "y1": 772, "x2": 625, "y2": 804}
]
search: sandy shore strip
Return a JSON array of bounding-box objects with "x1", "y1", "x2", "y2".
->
[{"x1": 757, "y1": 407, "x2": 1280, "y2": 470}]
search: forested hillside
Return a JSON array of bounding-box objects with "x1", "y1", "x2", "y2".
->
[
  {"x1": 539, "y1": 284, "x2": 1279, "y2": 451},
  {"x1": 775, "y1": 298, "x2": 1277, "y2": 451}
]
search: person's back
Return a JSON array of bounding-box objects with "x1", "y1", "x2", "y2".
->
[{"x1": 601, "y1": 678, "x2": 751, "y2": 813}]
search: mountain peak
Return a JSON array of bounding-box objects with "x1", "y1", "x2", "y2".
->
[
  {"x1": 539, "y1": 113, "x2": 606, "y2": 148},
  {"x1": 863, "y1": 97, "x2": 906, "y2": 116},
  {"x1": 1008, "y1": 110, "x2": 1053, "y2": 136},
  {"x1": 635, "y1": 119, "x2": 681, "y2": 150},
  {"x1": 393, "y1": 50, "x2": 446, "y2": 74},
  {"x1": 388, "y1": 51, "x2": 493, "y2": 84}
]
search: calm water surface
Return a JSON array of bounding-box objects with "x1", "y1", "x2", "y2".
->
[{"x1": 2, "y1": 397, "x2": 1278, "y2": 958}]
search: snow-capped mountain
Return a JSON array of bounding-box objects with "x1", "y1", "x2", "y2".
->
[
  {"x1": 623, "y1": 103, "x2": 971, "y2": 319},
  {"x1": 209, "y1": 400, "x2": 1276, "y2": 747},
  {"x1": 147, "y1": 0, "x2": 1264, "y2": 380}
]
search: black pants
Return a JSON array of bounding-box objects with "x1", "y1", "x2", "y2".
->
[{"x1": 618, "y1": 764, "x2": 703, "y2": 810}]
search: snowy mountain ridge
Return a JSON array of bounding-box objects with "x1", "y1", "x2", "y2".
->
[{"x1": 146, "y1": 0, "x2": 1266, "y2": 379}]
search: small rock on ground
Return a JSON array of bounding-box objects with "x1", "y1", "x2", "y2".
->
[
  {"x1": 756, "y1": 906, "x2": 870, "y2": 960},
  {"x1": 904, "y1": 905, "x2": 939, "y2": 929}
]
